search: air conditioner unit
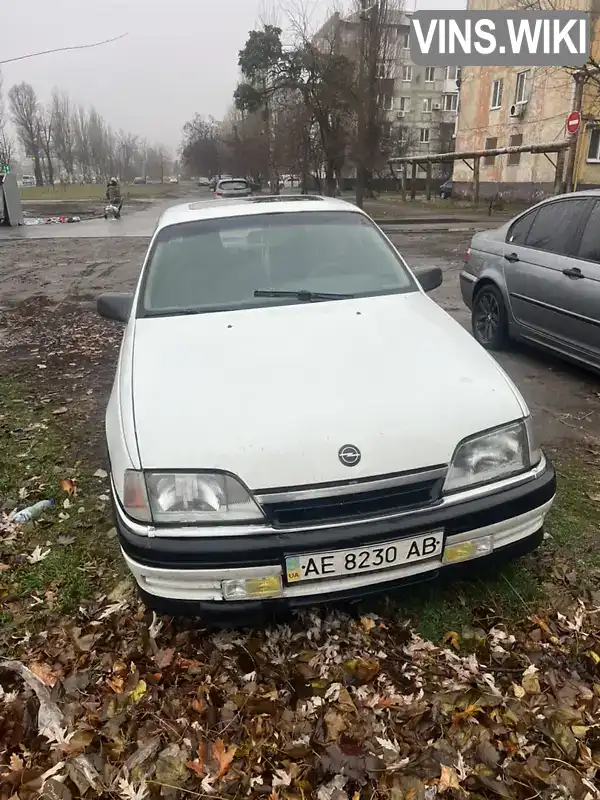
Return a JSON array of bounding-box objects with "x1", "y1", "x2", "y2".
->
[
  {"x1": 396, "y1": 111, "x2": 406, "y2": 119},
  {"x1": 433, "y1": 103, "x2": 441, "y2": 110},
  {"x1": 510, "y1": 101, "x2": 527, "y2": 117}
]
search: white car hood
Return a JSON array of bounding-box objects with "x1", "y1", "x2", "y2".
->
[{"x1": 131, "y1": 294, "x2": 525, "y2": 490}]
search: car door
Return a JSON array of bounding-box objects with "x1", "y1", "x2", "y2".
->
[
  {"x1": 502, "y1": 197, "x2": 591, "y2": 343},
  {"x1": 552, "y1": 199, "x2": 600, "y2": 362}
]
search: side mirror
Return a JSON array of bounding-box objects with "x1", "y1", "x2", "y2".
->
[
  {"x1": 413, "y1": 266, "x2": 443, "y2": 293},
  {"x1": 97, "y1": 292, "x2": 134, "y2": 323}
]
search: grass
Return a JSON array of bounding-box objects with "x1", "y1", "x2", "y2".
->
[
  {"x1": 19, "y1": 183, "x2": 180, "y2": 203},
  {"x1": 1, "y1": 372, "x2": 598, "y2": 637},
  {"x1": 362, "y1": 193, "x2": 528, "y2": 217},
  {"x1": 383, "y1": 456, "x2": 600, "y2": 641},
  {"x1": 0, "y1": 377, "x2": 123, "y2": 622}
]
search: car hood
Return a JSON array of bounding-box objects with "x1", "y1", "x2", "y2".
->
[{"x1": 131, "y1": 293, "x2": 526, "y2": 490}]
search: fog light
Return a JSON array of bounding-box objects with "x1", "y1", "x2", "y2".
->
[
  {"x1": 221, "y1": 575, "x2": 283, "y2": 601},
  {"x1": 443, "y1": 535, "x2": 493, "y2": 564}
]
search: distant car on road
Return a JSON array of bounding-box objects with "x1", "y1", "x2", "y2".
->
[
  {"x1": 133, "y1": 176, "x2": 147, "y2": 185},
  {"x1": 169, "y1": 177, "x2": 179, "y2": 184},
  {"x1": 97, "y1": 194, "x2": 555, "y2": 617},
  {"x1": 460, "y1": 189, "x2": 600, "y2": 371},
  {"x1": 197, "y1": 177, "x2": 210, "y2": 187},
  {"x1": 439, "y1": 179, "x2": 453, "y2": 199},
  {"x1": 214, "y1": 178, "x2": 252, "y2": 198}
]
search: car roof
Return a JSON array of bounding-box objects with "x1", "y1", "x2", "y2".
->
[{"x1": 155, "y1": 195, "x2": 367, "y2": 231}]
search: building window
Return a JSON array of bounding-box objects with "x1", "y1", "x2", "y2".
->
[
  {"x1": 378, "y1": 94, "x2": 393, "y2": 111},
  {"x1": 484, "y1": 137, "x2": 498, "y2": 165},
  {"x1": 420, "y1": 128, "x2": 430, "y2": 143},
  {"x1": 443, "y1": 93, "x2": 458, "y2": 111},
  {"x1": 445, "y1": 65, "x2": 459, "y2": 81},
  {"x1": 587, "y1": 128, "x2": 600, "y2": 161},
  {"x1": 402, "y1": 65, "x2": 412, "y2": 82},
  {"x1": 515, "y1": 71, "x2": 528, "y2": 104},
  {"x1": 508, "y1": 133, "x2": 523, "y2": 165},
  {"x1": 381, "y1": 121, "x2": 392, "y2": 139},
  {"x1": 399, "y1": 126, "x2": 408, "y2": 144},
  {"x1": 401, "y1": 32, "x2": 409, "y2": 49},
  {"x1": 399, "y1": 96, "x2": 410, "y2": 112},
  {"x1": 491, "y1": 79, "x2": 503, "y2": 109},
  {"x1": 423, "y1": 98, "x2": 433, "y2": 113},
  {"x1": 425, "y1": 67, "x2": 435, "y2": 82}
]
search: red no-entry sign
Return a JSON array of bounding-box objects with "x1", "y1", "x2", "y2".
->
[{"x1": 567, "y1": 111, "x2": 581, "y2": 135}]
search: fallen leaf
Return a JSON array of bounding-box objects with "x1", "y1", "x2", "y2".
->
[
  {"x1": 154, "y1": 648, "x2": 175, "y2": 669},
  {"x1": 360, "y1": 616, "x2": 376, "y2": 633},
  {"x1": 451, "y1": 704, "x2": 482, "y2": 724},
  {"x1": 324, "y1": 708, "x2": 347, "y2": 741},
  {"x1": 27, "y1": 546, "x2": 51, "y2": 564},
  {"x1": 212, "y1": 738, "x2": 236, "y2": 778},
  {"x1": 128, "y1": 680, "x2": 147, "y2": 703},
  {"x1": 443, "y1": 631, "x2": 461, "y2": 650},
  {"x1": 29, "y1": 662, "x2": 60, "y2": 687},
  {"x1": 438, "y1": 764, "x2": 461, "y2": 793},
  {"x1": 52, "y1": 407, "x2": 68, "y2": 415},
  {"x1": 522, "y1": 672, "x2": 541, "y2": 694},
  {"x1": 94, "y1": 469, "x2": 108, "y2": 479},
  {"x1": 9, "y1": 753, "x2": 24, "y2": 771},
  {"x1": 60, "y1": 479, "x2": 76, "y2": 495},
  {"x1": 272, "y1": 769, "x2": 292, "y2": 788}
]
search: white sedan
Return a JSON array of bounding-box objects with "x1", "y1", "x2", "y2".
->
[{"x1": 97, "y1": 195, "x2": 556, "y2": 617}]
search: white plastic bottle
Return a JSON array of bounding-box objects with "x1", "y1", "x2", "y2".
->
[{"x1": 10, "y1": 499, "x2": 55, "y2": 524}]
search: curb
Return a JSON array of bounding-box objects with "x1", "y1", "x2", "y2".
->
[{"x1": 373, "y1": 216, "x2": 506, "y2": 225}]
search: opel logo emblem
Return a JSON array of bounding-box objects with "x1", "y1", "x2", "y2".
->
[{"x1": 339, "y1": 444, "x2": 361, "y2": 467}]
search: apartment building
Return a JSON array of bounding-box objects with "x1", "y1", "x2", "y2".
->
[
  {"x1": 313, "y1": 11, "x2": 460, "y2": 177},
  {"x1": 454, "y1": 0, "x2": 600, "y2": 200}
]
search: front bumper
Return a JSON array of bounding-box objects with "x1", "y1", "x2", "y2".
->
[
  {"x1": 113, "y1": 456, "x2": 556, "y2": 613},
  {"x1": 460, "y1": 270, "x2": 477, "y2": 309}
]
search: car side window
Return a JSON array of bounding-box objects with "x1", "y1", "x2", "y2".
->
[
  {"x1": 577, "y1": 200, "x2": 600, "y2": 264},
  {"x1": 506, "y1": 210, "x2": 538, "y2": 245},
  {"x1": 524, "y1": 199, "x2": 588, "y2": 256}
]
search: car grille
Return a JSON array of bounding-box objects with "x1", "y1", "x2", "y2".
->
[{"x1": 260, "y1": 474, "x2": 444, "y2": 528}]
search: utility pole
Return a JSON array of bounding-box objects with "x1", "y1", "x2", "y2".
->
[{"x1": 564, "y1": 71, "x2": 585, "y2": 193}]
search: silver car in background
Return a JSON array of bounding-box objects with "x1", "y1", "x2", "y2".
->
[
  {"x1": 460, "y1": 190, "x2": 600, "y2": 371},
  {"x1": 215, "y1": 178, "x2": 252, "y2": 198}
]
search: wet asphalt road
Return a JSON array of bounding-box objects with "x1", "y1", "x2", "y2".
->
[{"x1": 1, "y1": 197, "x2": 599, "y2": 448}]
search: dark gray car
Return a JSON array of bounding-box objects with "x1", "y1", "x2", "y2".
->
[{"x1": 460, "y1": 189, "x2": 600, "y2": 371}]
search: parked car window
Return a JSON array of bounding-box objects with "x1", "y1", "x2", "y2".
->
[
  {"x1": 524, "y1": 199, "x2": 588, "y2": 255},
  {"x1": 218, "y1": 180, "x2": 248, "y2": 190},
  {"x1": 140, "y1": 211, "x2": 417, "y2": 315},
  {"x1": 577, "y1": 200, "x2": 600, "y2": 263},
  {"x1": 506, "y1": 210, "x2": 537, "y2": 245}
]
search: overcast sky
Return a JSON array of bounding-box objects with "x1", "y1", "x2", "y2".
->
[{"x1": 2, "y1": 0, "x2": 465, "y2": 154}]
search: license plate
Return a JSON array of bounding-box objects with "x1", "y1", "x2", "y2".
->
[{"x1": 285, "y1": 532, "x2": 444, "y2": 584}]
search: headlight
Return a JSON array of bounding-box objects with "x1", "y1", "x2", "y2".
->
[
  {"x1": 443, "y1": 419, "x2": 540, "y2": 494},
  {"x1": 123, "y1": 471, "x2": 264, "y2": 523}
]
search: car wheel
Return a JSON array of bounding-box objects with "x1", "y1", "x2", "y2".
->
[{"x1": 472, "y1": 284, "x2": 509, "y2": 350}]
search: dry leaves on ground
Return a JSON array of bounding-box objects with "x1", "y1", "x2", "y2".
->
[{"x1": 0, "y1": 597, "x2": 599, "y2": 800}]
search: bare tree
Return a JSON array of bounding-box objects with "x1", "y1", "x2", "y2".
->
[
  {"x1": 72, "y1": 105, "x2": 92, "y2": 182},
  {"x1": 51, "y1": 90, "x2": 76, "y2": 180},
  {"x1": 38, "y1": 106, "x2": 55, "y2": 185},
  {"x1": 0, "y1": 71, "x2": 13, "y2": 167},
  {"x1": 354, "y1": 0, "x2": 406, "y2": 207},
  {"x1": 9, "y1": 82, "x2": 44, "y2": 185}
]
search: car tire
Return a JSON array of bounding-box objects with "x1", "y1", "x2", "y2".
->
[{"x1": 472, "y1": 284, "x2": 509, "y2": 351}]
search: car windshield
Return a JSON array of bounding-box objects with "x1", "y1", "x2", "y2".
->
[
  {"x1": 219, "y1": 180, "x2": 248, "y2": 190},
  {"x1": 139, "y1": 210, "x2": 417, "y2": 317}
]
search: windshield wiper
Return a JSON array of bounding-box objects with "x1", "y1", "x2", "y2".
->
[{"x1": 254, "y1": 289, "x2": 355, "y2": 301}]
